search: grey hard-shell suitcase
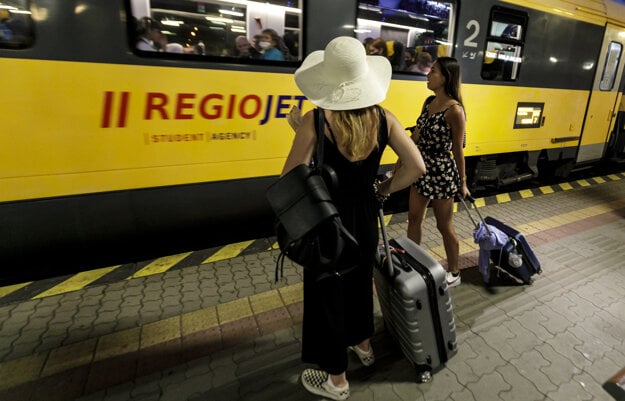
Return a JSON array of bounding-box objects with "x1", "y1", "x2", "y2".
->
[{"x1": 373, "y1": 209, "x2": 458, "y2": 382}]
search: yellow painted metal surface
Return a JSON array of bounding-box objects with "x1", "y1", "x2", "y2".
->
[
  {"x1": 580, "y1": 91, "x2": 618, "y2": 146},
  {"x1": 461, "y1": 85, "x2": 587, "y2": 157},
  {"x1": 0, "y1": 57, "x2": 594, "y2": 203}
]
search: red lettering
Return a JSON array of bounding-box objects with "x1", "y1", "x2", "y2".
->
[
  {"x1": 101, "y1": 91, "x2": 114, "y2": 128},
  {"x1": 227, "y1": 94, "x2": 236, "y2": 119},
  {"x1": 118, "y1": 92, "x2": 130, "y2": 127},
  {"x1": 239, "y1": 95, "x2": 262, "y2": 119},
  {"x1": 199, "y1": 94, "x2": 223, "y2": 119},
  {"x1": 145, "y1": 93, "x2": 169, "y2": 120},
  {"x1": 175, "y1": 93, "x2": 196, "y2": 120}
]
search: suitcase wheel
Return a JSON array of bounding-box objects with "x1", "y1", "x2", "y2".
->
[{"x1": 415, "y1": 366, "x2": 432, "y2": 383}]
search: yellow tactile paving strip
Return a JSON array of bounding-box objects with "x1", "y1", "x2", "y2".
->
[
  {"x1": 0, "y1": 282, "x2": 305, "y2": 392},
  {"x1": 429, "y1": 197, "x2": 625, "y2": 259}
]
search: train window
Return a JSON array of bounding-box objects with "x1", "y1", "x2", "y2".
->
[
  {"x1": 600, "y1": 42, "x2": 623, "y2": 91},
  {"x1": 356, "y1": 0, "x2": 456, "y2": 74},
  {"x1": 481, "y1": 7, "x2": 527, "y2": 81},
  {"x1": 128, "y1": 0, "x2": 301, "y2": 62},
  {"x1": 0, "y1": 1, "x2": 34, "y2": 49}
]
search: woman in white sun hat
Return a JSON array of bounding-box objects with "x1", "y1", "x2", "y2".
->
[{"x1": 282, "y1": 36, "x2": 425, "y2": 400}]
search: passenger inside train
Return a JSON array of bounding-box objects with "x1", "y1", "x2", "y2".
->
[
  {"x1": 0, "y1": 2, "x2": 33, "y2": 49},
  {"x1": 128, "y1": 0, "x2": 453, "y2": 73}
]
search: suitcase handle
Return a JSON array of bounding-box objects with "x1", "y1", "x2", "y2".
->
[
  {"x1": 457, "y1": 195, "x2": 492, "y2": 236},
  {"x1": 378, "y1": 208, "x2": 395, "y2": 277}
]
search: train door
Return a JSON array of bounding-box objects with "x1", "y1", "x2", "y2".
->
[{"x1": 577, "y1": 23, "x2": 625, "y2": 163}]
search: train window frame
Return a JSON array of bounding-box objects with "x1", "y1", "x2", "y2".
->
[
  {"x1": 481, "y1": 7, "x2": 528, "y2": 82},
  {"x1": 513, "y1": 102, "x2": 544, "y2": 129},
  {"x1": 0, "y1": 0, "x2": 35, "y2": 49},
  {"x1": 127, "y1": 0, "x2": 302, "y2": 65},
  {"x1": 355, "y1": 0, "x2": 456, "y2": 74},
  {"x1": 600, "y1": 41, "x2": 623, "y2": 91}
]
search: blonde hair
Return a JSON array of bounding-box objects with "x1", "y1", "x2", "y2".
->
[{"x1": 332, "y1": 107, "x2": 379, "y2": 159}]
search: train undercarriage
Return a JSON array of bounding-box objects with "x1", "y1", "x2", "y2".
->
[{"x1": 467, "y1": 113, "x2": 625, "y2": 192}]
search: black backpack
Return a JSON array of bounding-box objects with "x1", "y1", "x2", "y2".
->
[{"x1": 266, "y1": 109, "x2": 359, "y2": 281}]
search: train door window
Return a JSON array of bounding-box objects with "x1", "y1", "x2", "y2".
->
[
  {"x1": 355, "y1": 1, "x2": 457, "y2": 74},
  {"x1": 481, "y1": 7, "x2": 527, "y2": 81},
  {"x1": 600, "y1": 41, "x2": 623, "y2": 90},
  {"x1": 0, "y1": 1, "x2": 35, "y2": 49},
  {"x1": 128, "y1": 0, "x2": 301, "y2": 62}
]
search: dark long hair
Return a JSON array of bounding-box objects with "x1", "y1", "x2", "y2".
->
[{"x1": 436, "y1": 57, "x2": 464, "y2": 108}]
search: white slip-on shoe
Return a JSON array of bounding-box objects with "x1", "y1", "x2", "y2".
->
[
  {"x1": 301, "y1": 369, "x2": 350, "y2": 400},
  {"x1": 348, "y1": 345, "x2": 375, "y2": 367}
]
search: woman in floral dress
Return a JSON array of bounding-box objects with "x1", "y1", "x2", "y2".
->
[{"x1": 408, "y1": 57, "x2": 470, "y2": 288}]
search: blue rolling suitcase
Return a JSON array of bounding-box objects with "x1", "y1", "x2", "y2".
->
[
  {"x1": 483, "y1": 216, "x2": 542, "y2": 284},
  {"x1": 459, "y1": 196, "x2": 541, "y2": 285},
  {"x1": 373, "y1": 209, "x2": 458, "y2": 383}
]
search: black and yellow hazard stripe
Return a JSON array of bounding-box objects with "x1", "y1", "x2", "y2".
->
[{"x1": 1, "y1": 171, "x2": 623, "y2": 306}]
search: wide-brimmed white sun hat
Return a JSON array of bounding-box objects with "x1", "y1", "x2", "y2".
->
[{"x1": 294, "y1": 36, "x2": 392, "y2": 110}]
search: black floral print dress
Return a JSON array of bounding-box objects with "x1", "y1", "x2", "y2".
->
[{"x1": 413, "y1": 102, "x2": 462, "y2": 199}]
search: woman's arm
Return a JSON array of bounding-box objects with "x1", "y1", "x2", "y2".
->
[
  {"x1": 447, "y1": 105, "x2": 470, "y2": 198},
  {"x1": 281, "y1": 109, "x2": 316, "y2": 175},
  {"x1": 377, "y1": 109, "x2": 426, "y2": 196}
]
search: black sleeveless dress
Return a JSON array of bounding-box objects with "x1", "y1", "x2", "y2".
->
[{"x1": 301, "y1": 108, "x2": 388, "y2": 375}]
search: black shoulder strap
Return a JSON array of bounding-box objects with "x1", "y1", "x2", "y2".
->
[
  {"x1": 312, "y1": 108, "x2": 325, "y2": 169},
  {"x1": 376, "y1": 105, "x2": 388, "y2": 139},
  {"x1": 313, "y1": 108, "x2": 339, "y2": 190},
  {"x1": 421, "y1": 95, "x2": 436, "y2": 114}
]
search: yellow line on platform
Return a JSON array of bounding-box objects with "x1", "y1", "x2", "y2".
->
[
  {"x1": 203, "y1": 240, "x2": 254, "y2": 263},
  {"x1": 519, "y1": 189, "x2": 534, "y2": 198},
  {"x1": 496, "y1": 193, "x2": 511, "y2": 203},
  {"x1": 130, "y1": 253, "x2": 192, "y2": 279},
  {"x1": 0, "y1": 282, "x2": 31, "y2": 298},
  {"x1": 473, "y1": 197, "x2": 486, "y2": 208},
  {"x1": 539, "y1": 186, "x2": 555, "y2": 194},
  {"x1": 33, "y1": 266, "x2": 120, "y2": 298}
]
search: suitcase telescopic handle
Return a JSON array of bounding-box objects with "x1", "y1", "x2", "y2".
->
[
  {"x1": 457, "y1": 195, "x2": 492, "y2": 236},
  {"x1": 378, "y1": 208, "x2": 394, "y2": 277}
]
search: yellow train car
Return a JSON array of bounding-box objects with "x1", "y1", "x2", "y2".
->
[{"x1": 1, "y1": 0, "x2": 624, "y2": 280}]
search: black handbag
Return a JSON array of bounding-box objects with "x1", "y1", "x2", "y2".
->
[{"x1": 266, "y1": 109, "x2": 358, "y2": 281}]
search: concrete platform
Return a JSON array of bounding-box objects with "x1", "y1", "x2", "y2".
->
[{"x1": 1, "y1": 173, "x2": 624, "y2": 401}]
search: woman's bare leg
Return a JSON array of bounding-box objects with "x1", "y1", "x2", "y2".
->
[
  {"x1": 407, "y1": 187, "x2": 430, "y2": 244},
  {"x1": 431, "y1": 197, "x2": 460, "y2": 273}
]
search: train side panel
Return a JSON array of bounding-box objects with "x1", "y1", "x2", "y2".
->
[{"x1": 2, "y1": 0, "x2": 625, "y2": 280}]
